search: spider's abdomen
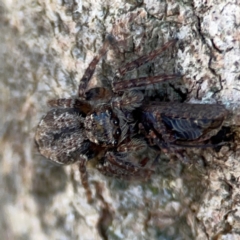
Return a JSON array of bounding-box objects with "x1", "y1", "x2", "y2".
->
[{"x1": 35, "y1": 108, "x2": 92, "y2": 164}]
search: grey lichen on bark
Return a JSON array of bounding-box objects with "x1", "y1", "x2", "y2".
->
[{"x1": 0, "y1": 0, "x2": 240, "y2": 239}]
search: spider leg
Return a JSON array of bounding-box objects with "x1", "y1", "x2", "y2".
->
[
  {"x1": 96, "y1": 151, "x2": 153, "y2": 181},
  {"x1": 116, "y1": 39, "x2": 177, "y2": 76},
  {"x1": 117, "y1": 138, "x2": 158, "y2": 168},
  {"x1": 140, "y1": 127, "x2": 191, "y2": 163},
  {"x1": 79, "y1": 159, "x2": 92, "y2": 203},
  {"x1": 96, "y1": 155, "x2": 153, "y2": 180},
  {"x1": 111, "y1": 90, "x2": 144, "y2": 111},
  {"x1": 117, "y1": 138, "x2": 147, "y2": 153},
  {"x1": 85, "y1": 87, "x2": 113, "y2": 101},
  {"x1": 97, "y1": 163, "x2": 152, "y2": 180},
  {"x1": 78, "y1": 39, "x2": 110, "y2": 99},
  {"x1": 48, "y1": 98, "x2": 92, "y2": 115},
  {"x1": 112, "y1": 74, "x2": 180, "y2": 92},
  {"x1": 106, "y1": 152, "x2": 140, "y2": 173}
]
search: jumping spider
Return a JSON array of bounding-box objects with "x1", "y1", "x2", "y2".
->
[{"x1": 35, "y1": 36, "x2": 227, "y2": 202}]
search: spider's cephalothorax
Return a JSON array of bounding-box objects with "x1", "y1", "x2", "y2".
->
[
  {"x1": 84, "y1": 105, "x2": 122, "y2": 146},
  {"x1": 35, "y1": 37, "x2": 227, "y2": 202}
]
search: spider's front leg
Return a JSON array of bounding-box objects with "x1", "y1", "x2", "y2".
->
[
  {"x1": 112, "y1": 74, "x2": 181, "y2": 92},
  {"x1": 117, "y1": 39, "x2": 177, "y2": 76},
  {"x1": 78, "y1": 38, "x2": 110, "y2": 99},
  {"x1": 48, "y1": 98, "x2": 92, "y2": 114},
  {"x1": 112, "y1": 39, "x2": 180, "y2": 92}
]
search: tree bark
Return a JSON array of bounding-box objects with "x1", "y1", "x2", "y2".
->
[{"x1": 0, "y1": 0, "x2": 240, "y2": 239}]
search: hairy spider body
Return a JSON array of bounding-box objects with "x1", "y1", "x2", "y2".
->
[
  {"x1": 35, "y1": 37, "x2": 227, "y2": 202},
  {"x1": 35, "y1": 107, "x2": 100, "y2": 165}
]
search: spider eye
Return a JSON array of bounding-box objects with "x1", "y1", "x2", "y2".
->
[
  {"x1": 106, "y1": 109, "x2": 112, "y2": 116},
  {"x1": 91, "y1": 112, "x2": 97, "y2": 117},
  {"x1": 115, "y1": 128, "x2": 121, "y2": 136},
  {"x1": 113, "y1": 118, "x2": 119, "y2": 125},
  {"x1": 113, "y1": 139, "x2": 118, "y2": 146}
]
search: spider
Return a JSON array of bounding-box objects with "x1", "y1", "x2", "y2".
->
[{"x1": 35, "y1": 36, "x2": 227, "y2": 202}]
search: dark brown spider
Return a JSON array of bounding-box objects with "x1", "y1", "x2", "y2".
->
[{"x1": 35, "y1": 36, "x2": 227, "y2": 202}]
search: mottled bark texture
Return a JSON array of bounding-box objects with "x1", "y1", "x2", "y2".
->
[{"x1": 0, "y1": 0, "x2": 240, "y2": 239}]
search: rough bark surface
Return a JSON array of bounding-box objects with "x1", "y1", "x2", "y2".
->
[{"x1": 0, "y1": 0, "x2": 240, "y2": 239}]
